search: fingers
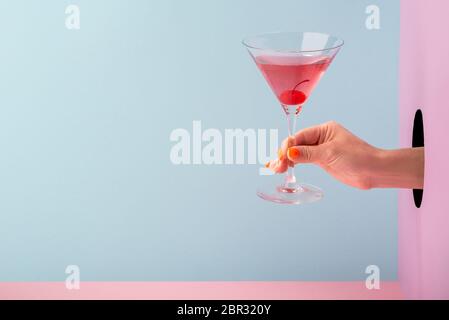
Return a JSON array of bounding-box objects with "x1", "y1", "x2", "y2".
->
[
  {"x1": 265, "y1": 158, "x2": 289, "y2": 174},
  {"x1": 265, "y1": 122, "x2": 337, "y2": 173},
  {"x1": 287, "y1": 145, "x2": 324, "y2": 164},
  {"x1": 265, "y1": 144, "x2": 324, "y2": 172},
  {"x1": 280, "y1": 136, "x2": 295, "y2": 165},
  {"x1": 293, "y1": 122, "x2": 333, "y2": 146},
  {"x1": 264, "y1": 137, "x2": 293, "y2": 174}
]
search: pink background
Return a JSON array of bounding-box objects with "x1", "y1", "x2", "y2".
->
[
  {"x1": 399, "y1": 0, "x2": 449, "y2": 299},
  {"x1": 0, "y1": 282, "x2": 402, "y2": 300}
]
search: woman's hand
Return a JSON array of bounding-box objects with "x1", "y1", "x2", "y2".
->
[{"x1": 267, "y1": 121, "x2": 424, "y2": 190}]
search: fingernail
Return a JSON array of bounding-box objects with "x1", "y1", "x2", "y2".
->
[
  {"x1": 265, "y1": 161, "x2": 271, "y2": 168},
  {"x1": 288, "y1": 147, "x2": 300, "y2": 160}
]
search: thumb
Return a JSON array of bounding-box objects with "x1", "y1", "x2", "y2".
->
[{"x1": 287, "y1": 145, "x2": 323, "y2": 164}]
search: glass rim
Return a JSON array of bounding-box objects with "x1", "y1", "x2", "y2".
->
[{"x1": 242, "y1": 31, "x2": 345, "y2": 54}]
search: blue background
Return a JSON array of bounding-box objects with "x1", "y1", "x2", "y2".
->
[{"x1": 0, "y1": 0, "x2": 399, "y2": 281}]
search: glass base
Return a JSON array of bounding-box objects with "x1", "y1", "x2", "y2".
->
[{"x1": 257, "y1": 182, "x2": 324, "y2": 205}]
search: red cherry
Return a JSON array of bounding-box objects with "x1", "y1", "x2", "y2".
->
[{"x1": 279, "y1": 90, "x2": 307, "y2": 105}]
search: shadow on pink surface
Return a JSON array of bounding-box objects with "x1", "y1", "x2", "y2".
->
[{"x1": 0, "y1": 282, "x2": 403, "y2": 300}]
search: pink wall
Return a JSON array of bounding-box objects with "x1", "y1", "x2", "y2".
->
[
  {"x1": 399, "y1": 0, "x2": 449, "y2": 299},
  {"x1": 0, "y1": 282, "x2": 403, "y2": 300}
]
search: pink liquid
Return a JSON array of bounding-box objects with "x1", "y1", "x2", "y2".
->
[{"x1": 256, "y1": 55, "x2": 332, "y2": 106}]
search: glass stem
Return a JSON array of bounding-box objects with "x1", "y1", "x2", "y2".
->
[{"x1": 285, "y1": 106, "x2": 299, "y2": 187}]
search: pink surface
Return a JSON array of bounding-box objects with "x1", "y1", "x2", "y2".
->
[
  {"x1": 399, "y1": 0, "x2": 449, "y2": 299},
  {"x1": 0, "y1": 282, "x2": 403, "y2": 300}
]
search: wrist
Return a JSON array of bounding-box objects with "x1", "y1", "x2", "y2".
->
[{"x1": 370, "y1": 147, "x2": 425, "y2": 189}]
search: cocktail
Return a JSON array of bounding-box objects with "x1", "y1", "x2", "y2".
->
[{"x1": 243, "y1": 32, "x2": 344, "y2": 204}]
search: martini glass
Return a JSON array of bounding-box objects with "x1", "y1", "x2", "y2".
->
[{"x1": 242, "y1": 32, "x2": 344, "y2": 205}]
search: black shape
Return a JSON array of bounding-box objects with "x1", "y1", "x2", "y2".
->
[{"x1": 412, "y1": 109, "x2": 424, "y2": 208}]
